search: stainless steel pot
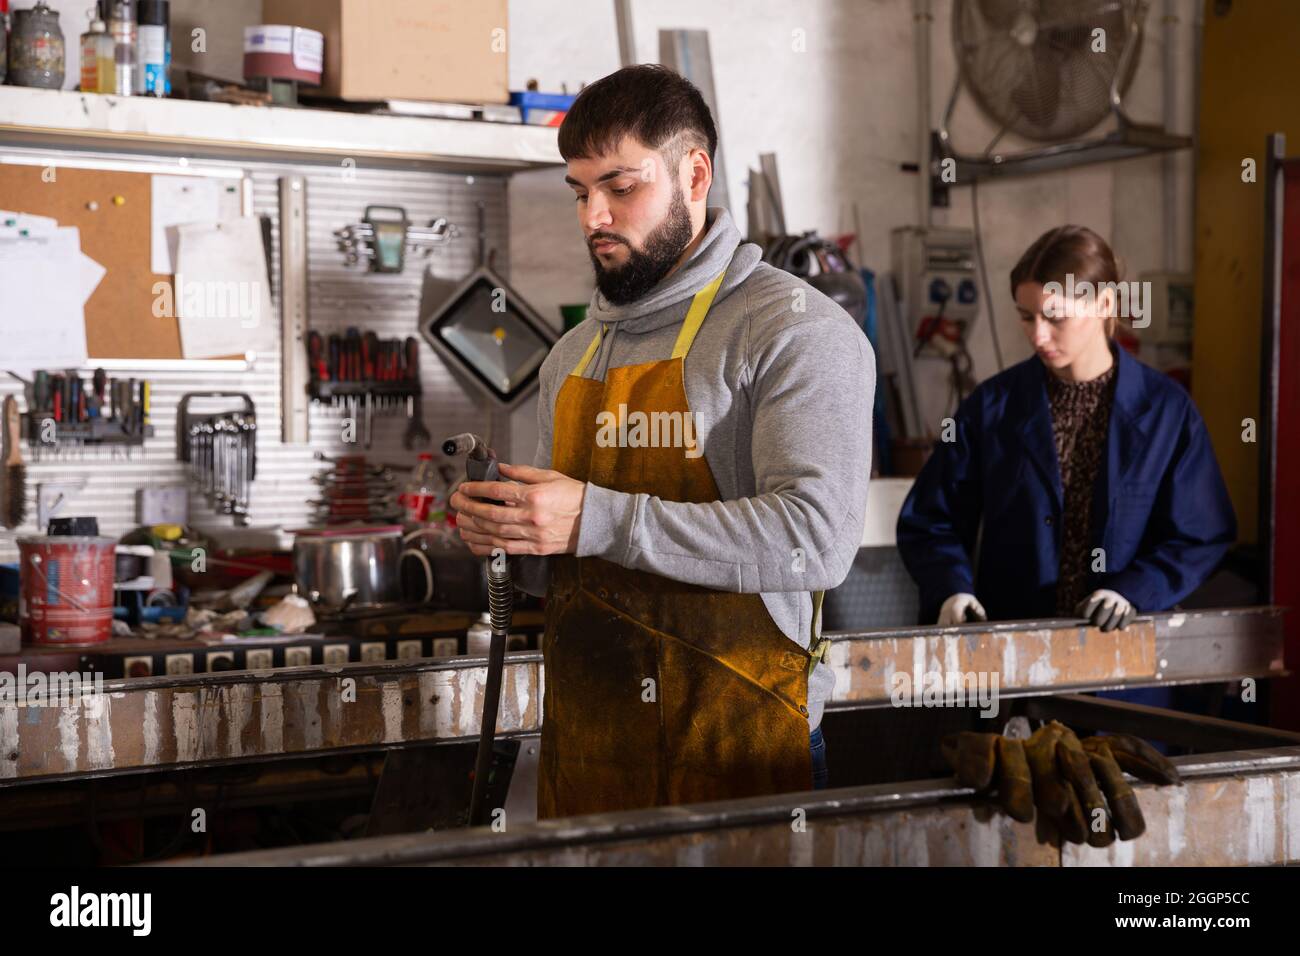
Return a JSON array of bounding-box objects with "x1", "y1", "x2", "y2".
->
[{"x1": 291, "y1": 525, "x2": 403, "y2": 613}]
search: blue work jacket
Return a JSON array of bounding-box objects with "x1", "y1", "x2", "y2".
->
[{"x1": 896, "y1": 345, "x2": 1236, "y2": 623}]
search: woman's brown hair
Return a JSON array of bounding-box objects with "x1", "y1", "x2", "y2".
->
[{"x1": 1009, "y1": 225, "x2": 1122, "y2": 337}]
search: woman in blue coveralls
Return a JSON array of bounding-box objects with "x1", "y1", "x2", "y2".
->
[{"x1": 896, "y1": 226, "x2": 1236, "y2": 710}]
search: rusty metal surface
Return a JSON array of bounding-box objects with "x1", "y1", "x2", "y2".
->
[
  {"x1": 829, "y1": 619, "x2": 1160, "y2": 702},
  {"x1": 0, "y1": 656, "x2": 544, "y2": 785},
  {"x1": 826, "y1": 606, "x2": 1287, "y2": 706},
  {"x1": 1062, "y1": 750, "x2": 1300, "y2": 866},
  {"x1": 0, "y1": 607, "x2": 1285, "y2": 784},
  {"x1": 170, "y1": 746, "x2": 1300, "y2": 867}
]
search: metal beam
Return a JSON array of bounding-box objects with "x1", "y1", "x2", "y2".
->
[
  {"x1": 0, "y1": 608, "x2": 1285, "y2": 784},
  {"x1": 170, "y1": 746, "x2": 1300, "y2": 867},
  {"x1": 278, "y1": 175, "x2": 310, "y2": 443},
  {"x1": 614, "y1": 0, "x2": 636, "y2": 67},
  {"x1": 1023, "y1": 693, "x2": 1300, "y2": 751},
  {"x1": 658, "y1": 30, "x2": 731, "y2": 215},
  {"x1": 825, "y1": 606, "x2": 1287, "y2": 707}
]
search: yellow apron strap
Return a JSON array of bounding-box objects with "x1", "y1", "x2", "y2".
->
[
  {"x1": 808, "y1": 590, "x2": 829, "y2": 676},
  {"x1": 671, "y1": 270, "x2": 727, "y2": 359},
  {"x1": 574, "y1": 269, "x2": 728, "y2": 378},
  {"x1": 571, "y1": 324, "x2": 606, "y2": 378}
]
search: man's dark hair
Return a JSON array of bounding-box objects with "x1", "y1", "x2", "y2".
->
[{"x1": 558, "y1": 65, "x2": 718, "y2": 167}]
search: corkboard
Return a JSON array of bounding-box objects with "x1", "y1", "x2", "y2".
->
[{"x1": 0, "y1": 164, "x2": 245, "y2": 360}]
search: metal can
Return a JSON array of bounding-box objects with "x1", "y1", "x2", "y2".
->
[{"x1": 9, "y1": 0, "x2": 66, "y2": 90}]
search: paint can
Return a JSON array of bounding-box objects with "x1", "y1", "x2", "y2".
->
[
  {"x1": 17, "y1": 536, "x2": 117, "y2": 646},
  {"x1": 243, "y1": 24, "x2": 323, "y2": 86}
]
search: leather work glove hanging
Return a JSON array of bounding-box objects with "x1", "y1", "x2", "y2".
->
[{"x1": 941, "y1": 720, "x2": 1181, "y2": 846}]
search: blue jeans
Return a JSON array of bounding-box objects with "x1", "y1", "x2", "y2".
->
[{"x1": 810, "y1": 725, "x2": 829, "y2": 790}]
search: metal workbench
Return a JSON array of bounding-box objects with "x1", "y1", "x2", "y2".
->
[
  {"x1": 4, "y1": 606, "x2": 1295, "y2": 867},
  {"x1": 1, "y1": 607, "x2": 1284, "y2": 784}
]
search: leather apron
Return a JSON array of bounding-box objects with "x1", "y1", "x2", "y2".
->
[{"x1": 537, "y1": 269, "x2": 821, "y2": 819}]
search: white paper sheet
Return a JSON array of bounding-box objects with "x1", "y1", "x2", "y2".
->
[
  {"x1": 76, "y1": 250, "x2": 107, "y2": 305},
  {"x1": 151, "y1": 176, "x2": 222, "y2": 275},
  {"x1": 0, "y1": 214, "x2": 106, "y2": 307},
  {"x1": 0, "y1": 209, "x2": 59, "y2": 236},
  {"x1": 0, "y1": 226, "x2": 92, "y2": 373},
  {"x1": 173, "y1": 218, "x2": 276, "y2": 358}
]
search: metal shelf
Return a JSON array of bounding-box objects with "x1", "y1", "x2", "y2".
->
[{"x1": 936, "y1": 121, "x2": 1192, "y2": 185}]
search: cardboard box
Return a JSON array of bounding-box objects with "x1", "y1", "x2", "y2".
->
[{"x1": 262, "y1": 0, "x2": 509, "y2": 104}]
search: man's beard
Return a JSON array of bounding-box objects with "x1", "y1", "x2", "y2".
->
[{"x1": 587, "y1": 187, "x2": 694, "y2": 306}]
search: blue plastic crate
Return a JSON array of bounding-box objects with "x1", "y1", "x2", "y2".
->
[{"x1": 509, "y1": 90, "x2": 576, "y2": 126}]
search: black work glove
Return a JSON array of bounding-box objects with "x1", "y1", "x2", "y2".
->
[{"x1": 1075, "y1": 589, "x2": 1136, "y2": 631}]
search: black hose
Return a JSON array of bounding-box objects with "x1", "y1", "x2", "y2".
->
[
  {"x1": 448, "y1": 431, "x2": 512, "y2": 828},
  {"x1": 468, "y1": 566, "x2": 512, "y2": 826}
]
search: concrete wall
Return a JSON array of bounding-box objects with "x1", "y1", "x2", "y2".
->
[
  {"x1": 21, "y1": 0, "x2": 1199, "y2": 461},
  {"x1": 507, "y1": 0, "x2": 1199, "y2": 444}
]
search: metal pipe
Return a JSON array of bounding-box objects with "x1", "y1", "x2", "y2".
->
[
  {"x1": 1190, "y1": 0, "x2": 1204, "y2": 274},
  {"x1": 614, "y1": 0, "x2": 636, "y2": 67},
  {"x1": 1162, "y1": 0, "x2": 1178, "y2": 271},
  {"x1": 914, "y1": 0, "x2": 932, "y2": 227}
]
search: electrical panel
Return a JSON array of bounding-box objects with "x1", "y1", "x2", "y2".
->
[{"x1": 891, "y1": 227, "x2": 979, "y2": 358}]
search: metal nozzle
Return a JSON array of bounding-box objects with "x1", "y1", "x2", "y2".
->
[{"x1": 442, "y1": 432, "x2": 488, "y2": 459}]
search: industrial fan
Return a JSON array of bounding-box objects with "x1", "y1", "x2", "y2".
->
[{"x1": 938, "y1": 0, "x2": 1185, "y2": 178}]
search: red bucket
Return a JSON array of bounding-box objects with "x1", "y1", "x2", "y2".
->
[{"x1": 18, "y1": 536, "x2": 117, "y2": 646}]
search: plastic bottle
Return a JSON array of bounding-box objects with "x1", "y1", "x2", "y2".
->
[
  {"x1": 79, "y1": 7, "x2": 112, "y2": 93},
  {"x1": 400, "y1": 453, "x2": 448, "y2": 527},
  {"x1": 465, "y1": 612, "x2": 528, "y2": 655},
  {"x1": 465, "y1": 612, "x2": 491, "y2": 656}
]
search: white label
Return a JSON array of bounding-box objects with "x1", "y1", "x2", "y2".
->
[
  {"x1": 292, "y1": 28, "x2": 324, "y2": 73},
  {"x1": 244, "y1": 25, "x2": 295, "y2": 56},
  {"x1": 139, "y1": 25, "x2": 166, "y2": 63}
]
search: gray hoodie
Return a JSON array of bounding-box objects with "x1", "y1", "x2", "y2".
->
[{"x1": 514, "y1": 207, "x2": 874, "y2": 730}]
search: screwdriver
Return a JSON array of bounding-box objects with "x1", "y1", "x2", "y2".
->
[{"x1": 91, "y1": 368, "x2": 106, "y2": 419}]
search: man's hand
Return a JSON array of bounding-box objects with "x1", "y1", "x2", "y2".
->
[{"x1": 449, "y1": 462, "x2": 586, "y2": 558}]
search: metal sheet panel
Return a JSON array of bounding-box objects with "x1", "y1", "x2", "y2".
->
[
  {"x1": 0, "y1": 656, "x2": 542, "y2": 783},
  {"x1": 0, "y1": 145, "x2": 517, "y2": 556},
  {"x1": 170, "y1": 747, "x2": 1300, "y2": 867}
]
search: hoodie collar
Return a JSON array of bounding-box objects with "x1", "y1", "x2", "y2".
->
[{"x1": 586, "y1": 207, "x2": 762, "y2": 334}]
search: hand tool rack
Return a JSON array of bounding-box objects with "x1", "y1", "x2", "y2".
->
[{"x1": 175, "y1": 392, "x2": 258, "y2": 525}]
